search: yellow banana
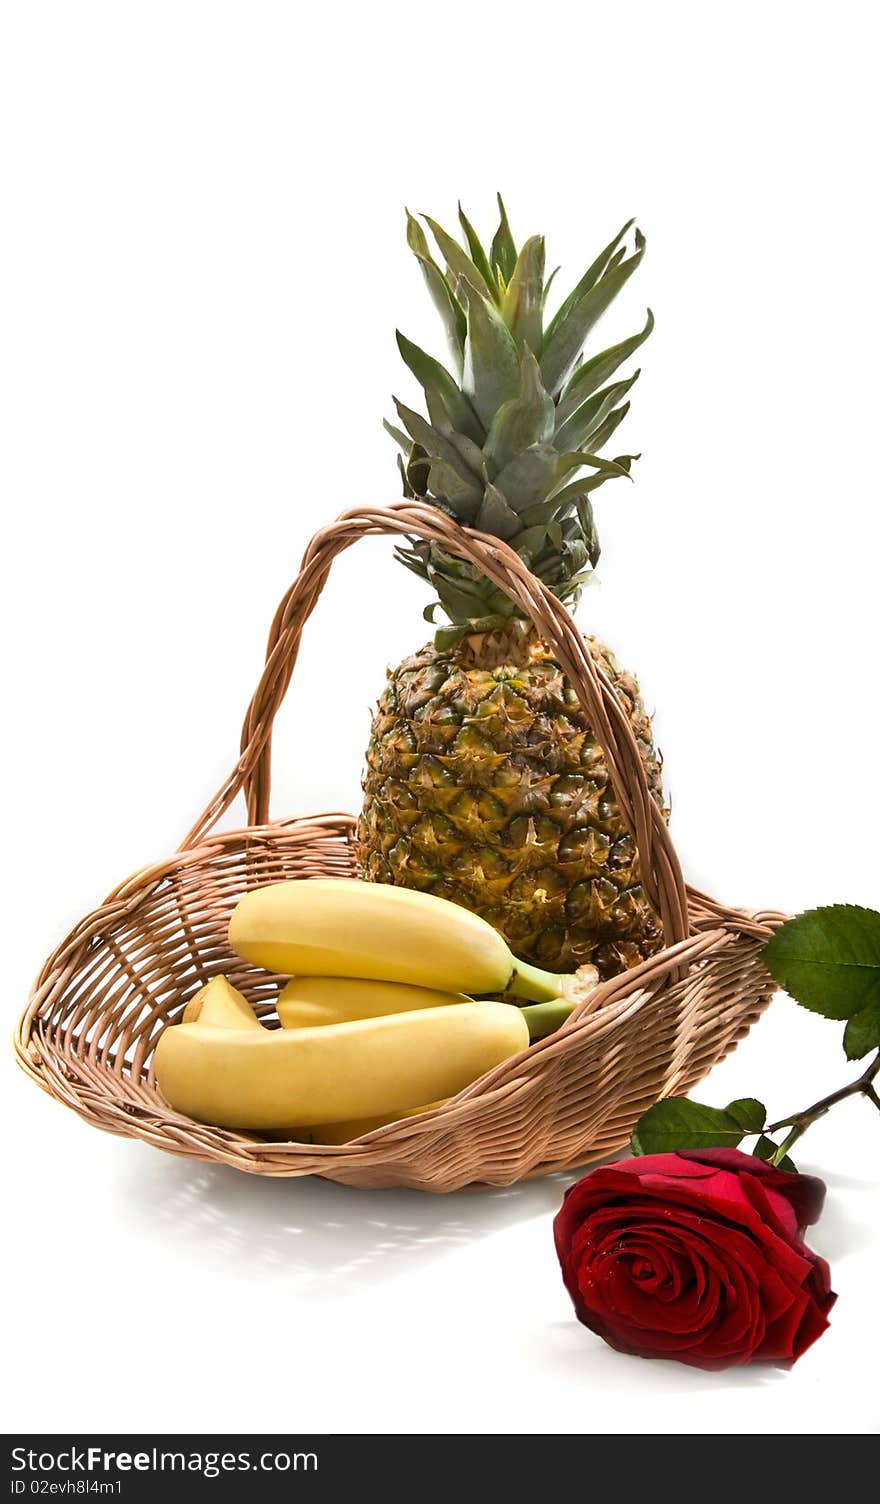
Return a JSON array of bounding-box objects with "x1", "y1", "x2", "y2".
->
[
  {"x1": 228, "y1": 878, "x2": 595, "y2": 1002},
  {"x1": 176, "y1": 978, "x2": 449, "y2": 1142},
  {"x1": 277, "y1": 975, "x2": 469, "y2": 1029},
  {"x1": 167, "y1": 978, "x2": 571, "y2": 1139},
  {"x1": 181, "y1": 976, "x2": 262, "y2": 1029},
  {"x1": 153, "y1": 1000, "x2": 528, "y2": 1131}
]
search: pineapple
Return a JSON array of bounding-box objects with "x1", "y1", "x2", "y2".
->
[{"x1": 357, "y1": 200, "x2": 666, "y2": 980}]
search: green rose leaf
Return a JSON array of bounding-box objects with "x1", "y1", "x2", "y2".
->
[
  {"x1": 762, "y1": 905, "x2": 880, "y2": 1020},
  {"x1": 753, "y1": 1135, "x2": 798, "y2": 1173},
  {"x1": 725, "y1": 1098, "x2": 767, "y2": 1133},
  {"x1": 842, "y1": 999, "x2": 880, "y2": 1061},
  {"x1": 630, "y1": 1097, "x2": 750, "y2": 1155}
]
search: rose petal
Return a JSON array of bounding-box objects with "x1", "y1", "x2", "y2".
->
[
  {"x1": 553, "y1": 1150, "x2": 836, "y2": 1370},
  {"x1": 676, "y1": 1149, "x2": 827, "y2": 1228}
]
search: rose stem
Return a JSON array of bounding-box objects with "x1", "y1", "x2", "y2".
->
[{"x1": 765, "y1": 1050, "x2": 880, "y2": 1165}]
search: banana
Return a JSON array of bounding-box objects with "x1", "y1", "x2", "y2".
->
[
  {"x1": 181, "y1": 976, "x2": 262, "y2": 1029},
  {"x1": 278, "y1": 982, "x2": 596, "y2": 1040},
  {"x1": 228, "y1": 878, "x2": 594, "y2": 1003},
  {"x1": 175, "y1": 979, "x2": 449, "y2": 1142},
  {"x1": 153, "y1": 1000, "x2": 529, "y2": 1131},
  {"x1": 277, "y1": 975, "x2": 469, "y2": 1029},
  {"x1": 167, "y1": 977, "x2": 574, "y2": 1139}
]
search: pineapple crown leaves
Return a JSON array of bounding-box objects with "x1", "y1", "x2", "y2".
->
[{"x1": 387, "y1": 195, "x2": 652, "y2": 628}]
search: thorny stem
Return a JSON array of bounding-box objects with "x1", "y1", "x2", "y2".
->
[{"x1": 765, "y1": 1051, "x2": 880, "y2": 1165}]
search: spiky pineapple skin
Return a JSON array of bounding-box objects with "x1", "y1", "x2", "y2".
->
[{"x1": 357, "y1": 627, "x2": 666, "y2": 980}]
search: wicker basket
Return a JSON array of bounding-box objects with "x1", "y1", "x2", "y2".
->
[{"x1": 15, "y1": 501, "x2": 783, "y2": 1191}]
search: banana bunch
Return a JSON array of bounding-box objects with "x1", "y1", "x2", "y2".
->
[{"x1": 154, "y1": 879, "x2": 599, "y2": 1142}]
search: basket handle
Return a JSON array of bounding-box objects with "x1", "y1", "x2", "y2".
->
[{"x1": 181, "y1": 500, "x2": 689, "y2": 949}]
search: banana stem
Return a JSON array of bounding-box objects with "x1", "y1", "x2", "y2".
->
[
  {"x1": 505, "y1": 957, "x2": 567, "y2": 1003},
  {"x1": 506, "y1": 957, "x2": 601, "y2": 1009},
  {"x1": 519, "y1": 1000, "x2": 575, "y2": 1041}
]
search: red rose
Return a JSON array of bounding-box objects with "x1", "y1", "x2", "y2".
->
[{"x1": 554, "y1": 1149, "x2": 835, "y2": 1369}]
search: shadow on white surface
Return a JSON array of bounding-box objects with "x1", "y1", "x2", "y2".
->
[
  {"x1": 117, "y1": 1145, "x2": 873, "y2": 1296},
  {"x1": 528, "y1": 1321, "x2": 785, "y2": 1396},
  {"x1": 118, "y1": 1147, "x2": 595, "y2": 1289},
  {"x1": 795, "y1": 1167, "x2": 877, "y2": 1264}
]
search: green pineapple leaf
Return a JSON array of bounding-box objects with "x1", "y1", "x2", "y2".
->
[
  {"x1": 423, "y1": 215, "x2": 495, "y2": 303},
  {"x1": 458, "y1": 203, "x2": 501, "y2": 303},
  {"x1": 460, "y1": 281, "x2": 522, "y2": 428},
  {"x1": 603, "y1": 245, "x2": 628, "y2": 277},
  {"x1": 544, "y1": 474, "x2": 601, "y2": 513},
  {"x1": 541, "y1": 229, "x2": 646, "y2": 396},
  {"x1": 501, "y1": 235, "x2": 546, "y2": 356},
  {"x1": 396, "y1": 453, "x2": 414, "y2": 498},
  {"x1": 393, "y1": 398, "x2": 469, "y2": 470},
  {"x1": 405, "y1": 442, "x2": 432, "y2": 498},
  {"x1": 390, "y1": 200, "x2": 651, "y2": 623},
  {"x1": 425, "y1": 459, "x2": 483, "y2": 517},
  {"x1": 393, "y1": 399, "x2": 483, "y2": 498},
  {"x1": 555, "y1": 371, "x2": 641, "y2": 452},
  {"x1": 405, "y1": 211, "x2": 466, "y2": 367},
  {"x1": 542, "y1": 266, "x2": 560, "y2": 306},
  {"x1": 556, "y1": 309, "x2": 654, "y2": 423},
  {"x1": 431, "y1": 567, "x2": 501, "y2": 619},
  {"x1": 576, "y1": 400, "x2": 632, "y2": 456},
  {"x1": 492, "y1": 444, "x2": 559, "y2": 510},
  {"x1": 548, "y1": 467, "x2": 632, "y2": 516},
  {"x1": 395, "y1": 332, "x2": 484, "y2": 443},
  {"x1": 383, "y1": 418, "x2": 412, "y2": 453},
  {"x1": 482, "y1": 350, "x2": 555, "y2": 475},
  {"x1": 441, "y1": 427, "x2": 487, "y2": 479},
  {"x1": 544, "y1": 218, "x2": 635, "y2": 346},
  {"x1": 490, "y1": 193, "x2": 518, "y2": 283},
  {"x1": 575, "y1": 493, "x2": 600, "y2": 565},
  {"x1": 514, "y1": 522, "x2": 556, "y2": 562},
  {"x1": 474, "y1": 483, "x2": 521, "y2": 540},
  {"x1": 394, "y1": 541, "x2": 430, "y2": 579},
  {"x1": 517, "y1": 494, "x2": 570, "y2": 528},
  {"x1": 549, "y1": 449, "x2": 635, "y2": 491}
]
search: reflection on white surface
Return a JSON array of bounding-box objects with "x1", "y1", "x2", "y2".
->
[
  {"x1": 113, "y1": 1143, "x2": 875, "y2": 1406},
  {"x1": 119, "y1": 1147, "x2": 588, "y2": 1288}
]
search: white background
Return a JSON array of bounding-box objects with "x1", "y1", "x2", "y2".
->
[{"x1": 2, "y1": 0, "x2": 878, "y2": 1437}]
